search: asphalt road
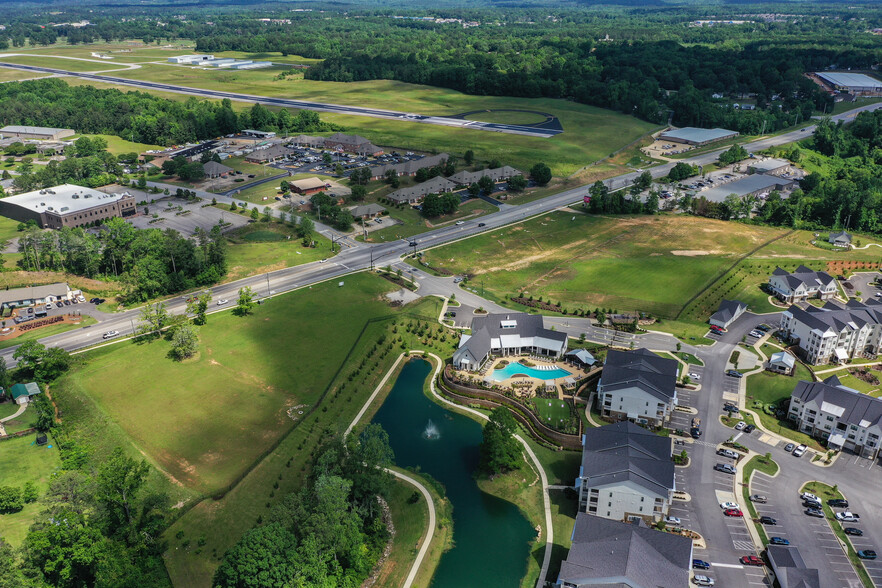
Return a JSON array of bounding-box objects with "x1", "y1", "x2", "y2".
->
[{"x1": 0, "y1": 61, "x2": 561, "y2": 138}]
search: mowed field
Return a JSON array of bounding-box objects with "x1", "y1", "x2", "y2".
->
[
  {"x1": 0, "y1": 54, "x2": 133, "y2": 72},
  {"x1": 421, "y1": 213, "x2": 882, "y2": 323},
  {"x1": 11, "y1": 50, "x2": 659, "y2": 176},
  {"x1": 0, "y1": 434, "x2": 61, "y2": 547},
  {"x1": 56, "y1": 274, "x2": 399, "y2": 495}
]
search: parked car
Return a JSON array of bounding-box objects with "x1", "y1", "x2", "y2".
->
[
  {"x1": 665, "y1": 516, "x2": 681, "y2": 525},
  {"x1": 750, "y1": 494, "x2": 768, "y2": 503},
  {"x1": 723, "y1": 403, "x2": 739, "y2": 413},
  {"x1": 77, "y1": 295, "x2": 86, "y2": 303},
  {"x1": 835, "y1": 512, "x2": 860, "y2": 522},
  {"x1": 800, "y1": 492, "x2": 820, "y2": 502},
  {"x1": 715, "y1": 463, "x2": 736, "y2": 474},
  {"x1": 740, "y1": 555, "x2": 764, "y2": 566},
  {"x1": 759, "y1": 516, "x2": 777, "y2": 525},
  {"x1": 845, "y1": 528, "x2": 864, "y2": 536},
  {"x1": 717, "y1": 449, "x2": 739, "y2": 459},
  {"x1": 689, "y1": 372, "x2": 701, "y2": 380},
  {"x1": 805, "y1": 508, "x2": 824, "y2": 518},
  {"x1": 784, "y1": 443, "x2": 796, "y2": 452},
  {"x1": 792, "y1": 444, "x2": 807, "y2": 457},
  {"x1": 693, "y1": 574, "x2": 715, "y2": 586},
  {"x1": 828, "y1": 499, "x2": 849, "y2": 508},
  {"x1": 744, "y1": 424, "x2": 756, "y2": 433},
  {"x1": 692, "y1": 559, "x2": 711, "y2": 570},
  {"x1": 734, "y1": 421, "x2": 746, "y2": 430},
  {"x1": 726, "y1": 369, "x2": 743, "y2": 378},
  {"x1": 720, "y1": 501, "x2": 740, "y2": 510},
  {"x1": 858, "y1": 550, "x2": 877, "y2": 560},
  {"x1": 770, "y1": 537, "x2": 790, "y2": 545},
  {"x1": 724, "y1": 508, "x2": 743, "y2": 517},
  {"x1": 804, "y1": 499, "x2": 822, "y2": 509},
  {"x1": 102, "y1": 330, "x2": 120, "y2": 340}
]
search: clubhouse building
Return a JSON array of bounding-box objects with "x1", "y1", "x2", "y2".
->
[{"x1": 452, "y1": 313, "x2": 567, "y2": 371}]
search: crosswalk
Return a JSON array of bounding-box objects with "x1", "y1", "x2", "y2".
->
[{"x1": 733, "y1": 540, "x2": 755, "y2": 551}]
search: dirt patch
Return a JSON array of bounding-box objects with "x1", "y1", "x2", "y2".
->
[{"x1": 671, "y1": 250, "x2": 720, "y2": 256}]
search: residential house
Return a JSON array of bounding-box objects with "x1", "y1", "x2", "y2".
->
[
  {"x1": 766, "y1": 546, "x2": 821, "y2": 588},
  {"x1": 768, "y1": 351, "x2": 796, "y2": 375},
  {"x1": 446, "y1": 166, "x2": 523, "y2": 186},
  {"x1": 709, "y1": 299, "x2": 748, "y2": 329},
  {"x1": 768, "y1": 265, "x2": 838, "y2": 304},
  {"x1": 10, "y1": 382, "x2": 42, "y2": 405},
  {"x1": 0, "y1": 283, "x2": 70, "y2": 312},
  {"x1": 452, "y1": 313, "x2": 567, "y2": 371},
  {"x1": 368, "y1": 153, "x2": 449, "y2": 180},
  {"x1": 576, "y1": 421, "x2": 676, "y2": 522},
  {"x1": 289, "y1": 177, "x2": 330, "y2": 196},
  {"x1": 203, "y1": 161, "x2": 233, "y2": 179},
  {"x1": 597, "y1": 348, "x2": 679, "y2": 426},
  {"x1": 555, "y1": 514, "x2": 692, "y2": 588},
  {"x1": 780, "y1": 299, "x2": 882, "y2": 365},
  {"x1": 829, "y1": 231, "x2": 852, "y2": 247},
  {"x1": 789, "y1": 375, "x2": 882, "y2": 458},
  {"x1": 387, "y1": 177, "x2": 457, "y2": 205},
  {"x1": 323, "y1": 133, "x2": 383, "y2": 155},
  {"x1": 350, "y1": 203, "x2": 386, "y2": 219}
]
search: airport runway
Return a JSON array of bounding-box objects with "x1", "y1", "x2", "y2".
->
[{"x1": 0, "y1": 61, "x2": 563, "y2": 138}]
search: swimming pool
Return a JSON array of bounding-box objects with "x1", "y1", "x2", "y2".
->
[{"x1": 491, "y1": 361, "x2": 571, "y2": 381}]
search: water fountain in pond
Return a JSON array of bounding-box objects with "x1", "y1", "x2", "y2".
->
[{"x1": 423, "y1": 419, "x2": 440, "y2": 440}]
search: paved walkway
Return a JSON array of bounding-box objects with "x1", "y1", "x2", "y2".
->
[{"x1": 0, "y1": 402, "x2": 26, "y2": 423}]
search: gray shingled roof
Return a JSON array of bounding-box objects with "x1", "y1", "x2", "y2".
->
[
  {"x1": 710, "y1": 299, "x2": 747, "y2": 324},
  {"x1": 387, "y1": 176, "x2": 457, "y2": 203},
  {"x1": 447, "y1": 166, "x2": 522, "y2": 186},
  {"x1": 369, "y1": 153, "x2": 449, "y2": 178},
  {"x1": 785, "y1": 298, "x2": 882, "y2": 336},
  {"x1": 767, "y1": 546, "x2": 821, "y2": 588},
  {"x1": 557, "y1": 513, "x2": 692, "y2": 588},
  {"x1": 774, "y1": 265, "x2": 836, "y2": 292},
  {"x1": 581, "y1": 422, "x2": 674, "y2": 499},
  {"x1": 792, "y1": 378, "x2": 882, "y2": 429},
  {"x1": 600, "y1": 349, "x2": 678, "y2": 402},
  {"x1": 452, "y1": 312, "x2": 567, "y2": 367},
  {"x1": 203, "y1": 161, "x2": 233, "y2": 176},
  {"x1": 350, "y1": 203, "x2": 386, "y2": 217}
]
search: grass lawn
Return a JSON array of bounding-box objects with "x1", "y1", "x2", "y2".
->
[
  {"x1": 224, "y1": 222, "x2": 334, "y2": 282},
  {"x1": 1, "y1": 404, "x2": 40, "y2": 435},
  {"x1": 365, "y1": 199, "x2": 498, "y2": 242},
  {"x1": 232, "y1": 171, "x2": 335, "y2": 204},
  {"x1": 0, "y1": 433, "x2": 62, "y2": 547},
  {"x1": 463, "y1": 111, "x2": 550, "y2": 125},
  {"x1": 0, "y1": 54, "x2": 133, "y2": 72},
  {"x1": 819, "y1": 368, "x2": 880, "y2": 396},
  {"x1": 56, "y1": 274, "x2": 405, "y2": 496},
  {"x1": 66, "y1": 62, "x2": 658, "y2": 177},
  {"x1": 0, "y1": 215, "x2": 22, "y2": 245},
  {"x1": 545, "y1": 491, "x2": 578, "y2": 585},
  {"x1": 0, "y1": 67, "x2": 49, "y2": 82},
  {"x1": 69, "y1": 133, "x2": 161, "y2": 156},
  {"x1": 675, "y1": 351, "x2": 703, "y2": 366},
  {"x1": 745, "y1": 363, "x2": 824, "y2": 450},
  {"x1": 533, "y1": 398, "x2": 573, "y2": 428},
  {"x1": 801, "y1": 481, "x2": 874, "y2": 588},
  {"x1": 376, "y1": 477, "x2": 431, "y2": 588}
]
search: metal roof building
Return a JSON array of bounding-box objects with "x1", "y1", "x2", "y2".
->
[
  {"x1": 658, "y1": 126, "x2": 739, "y2": 146},
  {"x1": 699, "y1": 174, "x2": 796, "y2": 202},
  {"x1": 816, "y1": 72, "x2": 882, "y2": 94},
  {"x1": 0, "y1": 126, "x2": 75, "y2": 141}
]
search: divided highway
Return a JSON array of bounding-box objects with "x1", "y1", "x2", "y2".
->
[{"x1": 0, "y1": 61, "x2": 561, "y2": 138}]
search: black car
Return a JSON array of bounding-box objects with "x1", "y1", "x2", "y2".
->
[
  {"x1": 845, "y1": 527, "x2": 863, "y2": 536},
  {"x1": 726, "y1": 369, "x2": 744, "y2": 378},
  {"x1": 744, "y1": 424, "x2": 756, "y2": 433},
  {"x1": 759, "y1": 516, "x2": 777, "y2": 525},
  {"x1": 478, "y1": 223, "x2": 486, "y2": 227},
  {"x1": 692, "y1": 559, "x2": 711, "y2": 570},
  {"x1": 829, "y1": 499, "x2": 849, "y2": 508}
]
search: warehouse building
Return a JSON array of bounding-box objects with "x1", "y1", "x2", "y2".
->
[
  {"x1": 815, "y1": 72, "x2": 882, "y2": 96},
  {"x1": 167, "y1": 54, "x2": 215, "y2": 64},
  {"x1": 748, "y1": 158, "x2": 792, "y2": 176},
  {"x1": 699, "y1": 174, "x2": 796, "y2": 203},
  {"x1": 0, "y1": 184, "x2": 137, "y2": 229},
  {"x1": 229, "y1": 61, "x2": 272, "y2": 70},
  {"x1": 0, "y1": 126, "x2": 75, "y2": 141},
  {"x1": 658, "y1": 127, "x2": 739, "y2": 146}
]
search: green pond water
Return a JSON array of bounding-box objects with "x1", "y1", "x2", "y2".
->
[{"x1": 372, "y1": 358, "x2": 536, "y2": 587}]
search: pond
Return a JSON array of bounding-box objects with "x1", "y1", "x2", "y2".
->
[{"x1": 372, "y1": 358, "x2": 536, "y2": 587}]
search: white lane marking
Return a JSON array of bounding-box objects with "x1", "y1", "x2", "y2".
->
[{"x1": 711, "y1": 563, "x2": 745, "y2": 569}]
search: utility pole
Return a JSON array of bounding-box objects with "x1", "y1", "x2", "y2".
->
[
  {"x1": 265, "y1": 272, "x2": 271, "y2": 296},
  {"x1": 370, "y1": 247, "x2": 374, "y2": 271}
]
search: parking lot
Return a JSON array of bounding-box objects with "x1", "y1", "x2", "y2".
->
[
  {"x1": 749, "y1": 472, "x2": 861, "y2": 588},
  {"x1": 846, "y1": 526, "x2": 882, "y2": 586},
  {"x1": 127, "y1": 197, "x2": 250, "y2": 237}
]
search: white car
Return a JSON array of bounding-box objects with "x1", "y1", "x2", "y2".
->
[
  {"x1": 835, "y1": 512, "x2": 860, "y2": 522},
  {"x1": 216, "y1": 299, "x2": 229, "y2": 306},
  {"x1": 455, "y1": 221, "x2": 465, "y2": 225},
  {"x1": 734, "y1": 421, "x2": 746, "y2": 430},
  {"x1": 793, "y1": 444, "x2": 807, "y2": 457},
  {"x1": 665, "y1": 516, "x2": 681, "y2": 525},
  {"x1": 693, "y1": 575, "x2": 715, "y2": 587},
  {"x1": 102, "y1": 330, "x2": 120, "y2": 340},
  {"x1": 720, "y1": 501, "x2": 740, "y2": 510},
  {"x1": 689, "y1": 372, "x2": 701, "y2": 380},
  {"x1": 800, "y1": 492, "x2": 820, "y2": 503},
  {"x1": 77, "y1": 295, "x2": 86, "y2": 303}
]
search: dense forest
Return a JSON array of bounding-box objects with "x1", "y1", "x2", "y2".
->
[
  {"x1": 0, "y1": 80, "x2": 337, "y2": 147},
  {"x1": 214, "y1": 425, "x2": 396, "y2": 588}
]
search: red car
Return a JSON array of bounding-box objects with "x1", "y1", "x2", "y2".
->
[
  {"x1": 740, "y1": 555, "x2": 764, "y2": 566},
  {"x1": 724, "y1": 508, "x2": 743, "y2": 517}
]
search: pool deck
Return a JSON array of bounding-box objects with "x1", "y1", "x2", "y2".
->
[{"x1": 466, "y1": 356, "x2": 590, "y2": 400}]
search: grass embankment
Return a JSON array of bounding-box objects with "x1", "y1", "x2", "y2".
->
[
  {"x1": 742, "y1": 454, "x2": 779, "y2": 545},
  {"x1": 0, "y1": 67, "x2": 50, "y2": 82},
  {"x1": 0, "y1": 316, "x2": 98, "y2": 351},
  {"x1": 223, "y1": 222, "x2": 334, "y2": 282},
  {"x1": 801, "y1": 481, "x2": 874, "y2": 588},
  {"x1": 365, "y1": 199, "x2": 498, "y2": 242},
  {"x1": 746, "y1": 362, "x2": 823, "y2": 450},
  {"x1": 0, "y1": 433, "x2": 62, "y2": 547},
  {"x1": 0, "y1": 54, "x2": 133, "y2": 72}
]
